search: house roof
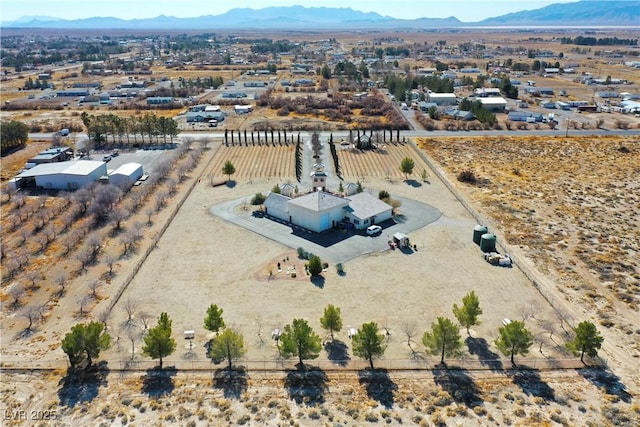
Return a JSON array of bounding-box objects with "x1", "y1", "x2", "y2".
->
[
  {"x1": 265, "y1": 192, "x2": 291, "y2": 213},
  {"x1": 344, "y1": 192, "x2": 392, "y2": 220},
  {"x1": 16, "y1": 160, "x2": 105, "y2": 178},
  {"x1": 288, "y1": 191, "x2": 349, "y2": 212}
]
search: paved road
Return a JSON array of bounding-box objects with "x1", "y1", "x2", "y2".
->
[{"x1": 29, "y1": 127, "x2": 640, "y2": 143}]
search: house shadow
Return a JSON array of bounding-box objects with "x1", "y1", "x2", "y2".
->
[
  {"x1": 57, "y1": 361, "x2": 109, "y2": 408},
  {"x1": 358, "y1": 368, "x2": 397, "y2": 409},
  {"x1": 141, "y1": 366, "x2": 177, "y2": 398},
  {"x1": 405, "y1": 179, "x2": 422, "y2": 188},
  {"x1": 325, "y1": 340, "x2": 350, "y2": 367},
  {"x1": 508, "y1": 366, "x2": 555, "y2": 401},
  {"x1": 466, "y1": 337, "x2": 503, "y2": 372},
  {"x1": 310, "y1": 275, "x2": 325, "y2": 288},
  {"x1": 291, "y1": 227, "x2": 354, "y2": 248},
  {"x1": 284, "y1": 365, "x2": 329, "y2": 406},
  {"x1": 432, "y1": 365, "x2": 483, "y2": 408},
  {"x1": 213, "y1": 367, "x2": 248, "y2": 399},
  {"x1": 578, "y1": 367, "x2": 632, "y2": 403}
]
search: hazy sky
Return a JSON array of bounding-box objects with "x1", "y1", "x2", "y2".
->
[{"x1": 1, "y1": 0, "x2": 580, "y2": 23}]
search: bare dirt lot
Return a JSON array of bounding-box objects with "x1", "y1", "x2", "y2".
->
[{"x1": 2, "y1": 137, "x2": 639, "y2": 425}]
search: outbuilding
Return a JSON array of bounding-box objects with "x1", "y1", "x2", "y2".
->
[
  {"x1": 11, "y1": 160, "x2": 107, "y2": 190},
  {"x1": 109, "y1": 163, "x2": 144, "y2": 189}
]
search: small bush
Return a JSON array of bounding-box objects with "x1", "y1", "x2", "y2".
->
[
  {"x1": 336, "y1": 263, "x2": 344, "y2": 274},
  {"x1": 457, "y1": 169, "x2": 477, "y2": 184},
  {"x1": 251, "y1": 193, "x2": 267, "y2": 205}
]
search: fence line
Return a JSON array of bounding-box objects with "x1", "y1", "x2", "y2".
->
[
  {"x1": 106, "y1": 144, "x2": 221, "y2": 315},
  {"x1": 0, "y1": 355, "x2": 605, "y2": 373},
  {"x1": 408, "y1": 140, "x2": 577, "y2": 330}
]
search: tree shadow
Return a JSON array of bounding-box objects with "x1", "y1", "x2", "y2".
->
[
  {"x1": 578, "y1": 367, "x2": 632, "y2": 403},
  {"x1": 466, "y1": 337, "x2": 503, "y2": 372},
  {"x1": 405, "y1": 179, "x2": 422, "y2": 188},
  {"x1": 432, "y1": 365, "x2": 484, "y2": 408},
  {"x1": 310, "y1": 275, "x2": 325, "y2": 288},
  {"x1": 141, "y1": 366, "x2": 176, "y2": 398},
  {"x1": 284, "y1": 365, "x2": 329, "y2": 406},
  {"x1": 57, "y1": 361, "x2": 109, "y2": 408},
  {"x1": 226, "y1": 180, "x2": 236, "y2": 188},
  {"x1": 508, "y1": 366, "x2": 555, "y2": 401},
  {"x1": 213, "y1": 367, "x2": 248, "y2": 399},
  {"x1": 325, "y1": 339, "x2": 350, "y2": 367},
  {"x1": 358, "y1": 368, "x2": 397, "y2": 409}
]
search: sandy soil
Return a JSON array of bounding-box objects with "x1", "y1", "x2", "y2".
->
[{"x1": 2, "y1": 137, "x2": 638, "y2": 425}]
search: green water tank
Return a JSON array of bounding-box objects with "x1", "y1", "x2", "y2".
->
[
  {"x1": 480, "y1": 233, "x2": 497, "y2": 253},
  {"x1": 473, "y1": 225, "x2": 488, "y2": 245}
]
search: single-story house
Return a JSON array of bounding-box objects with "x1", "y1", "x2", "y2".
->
[
  {"x1": 474, "y1": 88, "x2": 502, "y2": 97},
  {"x1": 26, "y1": 147, "x2": 73, "y2": 167},
  {"x1": 186, "y1": 111, "x2": 225, "y2": 123},
  {"x1": 508, "y1": 111, "x2": 543, "y2": 122},
  {"x1": 147, "y1": 97, "x2": 174, "y2": 105},
  {"x1": 264, "y1": 191, "x2": 392, "y2": 233},
  {"x1": 476, "y1": 97, "x2": 507, "y2": 112},
  {"x1": 10, "y1": 160, "x2": 107, "y2": 190},
  {"x1": 57, "y1": 89, "x2": 90, "y2": 97},
  {"x1": 418, "y1": 101, "x2": 438, "y2": 112},
  {"x1": 427, "y1": 92, "x2": 458, "y2": 106}
]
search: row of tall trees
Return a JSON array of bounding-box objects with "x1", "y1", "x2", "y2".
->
[
  {"x1": 1, "y1": 120, "x2": 29, "y2": 154},
  {"x1": 80, "y1": 112, "x2": 179, "y2": 147},
  {"x1": 61, "y1": 296, "x2": 604, "y2": 370}
]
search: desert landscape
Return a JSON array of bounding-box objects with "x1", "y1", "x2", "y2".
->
[
  {"x1": 2, "y1": 133, "x2": 639, "y2": 426},
  {"x1": 2, "y1": 10, "x2": 640, "y2": 425}
]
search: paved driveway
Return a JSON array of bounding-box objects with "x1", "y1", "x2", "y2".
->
[{"x1": 211, "y1": 191, "x2": 441, "y2": 263}]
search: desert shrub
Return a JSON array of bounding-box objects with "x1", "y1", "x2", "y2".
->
[
  {"x1": 457, "y1": 169, "x2": 477, "y2": 184},
  {"x1": 474, "y1": 406, "x2": 487, "y2": 416},
  {"x1": 378, "y1": 190, "x2": 390, "y2": 200},
  {"x1": 336, "y1": 263, "x2": 344, "y2": 274},
  {"x1": 251, "y1": 193, "x2": 266, "y2": 205}
]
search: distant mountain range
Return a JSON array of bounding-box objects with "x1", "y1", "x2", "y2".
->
[{"x1": 2, "y1": 1, "x2": 639, "y2": 29}]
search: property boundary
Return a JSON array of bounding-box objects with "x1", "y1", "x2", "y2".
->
[{"x1": 408, "y1": 140, "x2": 579, "y2": 331}]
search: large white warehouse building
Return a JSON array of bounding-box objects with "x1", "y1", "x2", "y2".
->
[{"x1": 10, "y1": 160, "x2": 107, "y2": 190}]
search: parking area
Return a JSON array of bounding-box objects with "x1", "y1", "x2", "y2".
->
[
  {"x1": 211, "y1": 192, "x2": 442, "y2": 263},
  {"x1": 89, "y1": 146, "x2": 177, "y2": 178}
]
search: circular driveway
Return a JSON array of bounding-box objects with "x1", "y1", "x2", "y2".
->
[{"x1": 211, "y1": 191, "x2": 441, "y2": 263}]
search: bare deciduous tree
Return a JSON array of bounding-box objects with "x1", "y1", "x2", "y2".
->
[
  {"x1": 123, "y1": 298, "x2": 138, "y2": 324},
  {"x1": 8, "y1": 283, "x2": 26, "y2": 307},
  {"x1": 77, "y1": 295, "x2": 92, "y2": 317},
  {"x1": 72, "y1": 188, "x2": 92, "y2": 213},
  {"x1": 21, "y1": 305, "x2": 43, "y2": 332},
  {"x1": 4, "y1": 258, "x2": 21, "y2": 280},
  {"x1": 25, "y1": 270, "x2": 41, "y2": 290},
  {"x1": 54, "y1": 272, "x2": 68, "y2": 295},
  {"x1": 86, "y1": 233, "x2": 102, "y2": 258},
  {"x1": 119, "y1": 230, "x2": 136, "y2": 255},
  {"x1": 154, "y1": 190, "x2": 169, "y2": 211},
  {"x1": 76, "y1": 245, "x2": 94, "y2": 271},
  {"x1": 401, "y1": 321, "x2": 418, "y2": 355},
  {"x1": 138, "y1": 312, "x2": 152, "y2": 331},
  {"x1": 33, "y1": 233, "x2": 49, "y2": 254},
  {"x1": 103, "y1": 253, "x2": 117, "y2": 276},
  {"x1": 144, "y1": 207, "x2": 154, "y2": 225},
  {"x1": 108, "y1": 207, "x2": 130, "y2": 230},
  {"x1": 88, "y1": 279, "x2": 102, "y2": 298}
]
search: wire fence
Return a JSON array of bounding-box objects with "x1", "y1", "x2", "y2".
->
[
  {"x1": 0, "y1": 355, "x2": 606, "y2": 373},
  {"x1": 407, "y1": 141, "x2": 579, "y2": 330}
]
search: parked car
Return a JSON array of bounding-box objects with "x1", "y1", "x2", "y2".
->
[
  {"x1": 102, "y1": 155, "x2": 112, "y2": 162},
  {"x1": 366, "y1": 225, "x2": 382, "y2": 235}
]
